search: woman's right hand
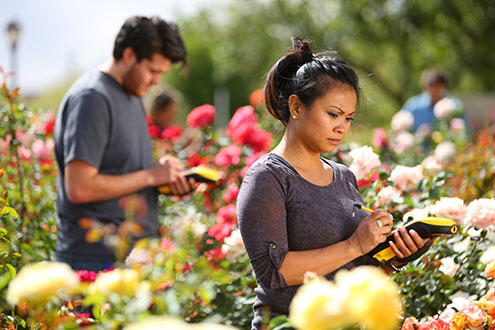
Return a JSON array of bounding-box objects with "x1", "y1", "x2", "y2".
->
[{"x1": 350, "y1": 210, "x2": 394, "y2": 255}]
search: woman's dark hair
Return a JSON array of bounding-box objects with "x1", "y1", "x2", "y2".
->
[
  {"x1": 264, "y1": 36, "x2": 360, "y2": 125},
  {"x1": 113, "y1": 16, "x2": 187, "y2": 68}
]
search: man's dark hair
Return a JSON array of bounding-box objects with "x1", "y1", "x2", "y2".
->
[
  {"x1": 113, "y1": 16, "x2": 187, "y2": 68},
  {"x1": 421, "y1": 69, "x2": 448, "y2": 87}
]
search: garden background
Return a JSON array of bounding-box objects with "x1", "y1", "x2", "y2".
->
[{"x1": 1, "y1": 0, "x2": 495, "y2": 329}]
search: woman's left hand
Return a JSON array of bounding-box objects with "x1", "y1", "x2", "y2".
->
[{"x1": 388, "y1": 228, "x2": 430, "y2": 260}]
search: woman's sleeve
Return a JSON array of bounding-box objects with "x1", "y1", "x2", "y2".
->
[{"x1": 236, "y1": 164, "x2": 289, "y2": 289}]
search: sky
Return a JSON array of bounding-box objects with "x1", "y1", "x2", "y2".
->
[{"x1": 0, "y1": 0, "x2": 217, "y2": 95}]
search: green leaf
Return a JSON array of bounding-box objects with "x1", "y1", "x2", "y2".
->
[
  {"x1": 0, "y1": 206, "x2": 18, "y2": 219},
  {"x1": 6, "y1": 263, "x2": 16, "y2": 278}
]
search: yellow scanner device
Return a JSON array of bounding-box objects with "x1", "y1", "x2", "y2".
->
[
  {"x1": 158, "y1": 166, "x2": 220, "y2": 195},
  {"x1": 368, "y1": 217, "x2": 458, "y2": 263}
]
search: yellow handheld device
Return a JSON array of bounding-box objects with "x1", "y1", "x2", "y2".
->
[
  {"x1": 368, "y1": 217, "x2": 458, "y2": 263},
  {"x1": 158, "y1": 166, "x2": 220, "y2": 195}
]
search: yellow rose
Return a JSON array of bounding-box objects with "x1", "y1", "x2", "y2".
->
[
  {"x1": 89, "y1": 268, "x2": 139, "y2": 297},
  {"x1": 290, "y1": 277, "x2": 350, "y2": 330},
  {"x1": 449, "y1": 312, "x2": 467, "y2": 330},
  {"x1": 6, "y1": 261, "x2": 79, "y2": 306},
  {"x1": 335, "y1": 266, "x2": 402, "y2": 330},
  {"x1": 124, "y1": 316, "x2": 189, "y2": 330}
]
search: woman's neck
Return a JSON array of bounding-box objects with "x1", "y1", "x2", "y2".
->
[{"x1": 272, "y1": 133, "x2": 322, "y2": 172}]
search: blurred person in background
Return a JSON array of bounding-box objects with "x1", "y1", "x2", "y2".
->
[
  {"x1": 401, "y1": 68, "x2": 467, "y2": 133},
  {"x1": 54, "y1": 16, "x2": 194, "y2": 272},
  {"x1": 150, "y1": 90, "x2": 178, "y2": 130}
]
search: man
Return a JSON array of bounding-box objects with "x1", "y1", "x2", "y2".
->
[
  {"x1": 401, "y1": 69, "x2": 466, "y2": 132},
  {"x1": 54, "y1": 16, "x2": 193, "y2": 272}
]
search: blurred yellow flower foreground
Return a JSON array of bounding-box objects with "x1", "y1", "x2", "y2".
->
[
  {"x1": 6, "y1": 261, "x2": 80, "y2": 307},
  {"x1": 124, "y1": 316, "x2": 239, "y2": 330},
  {"x1": 290, "y1": 266, "x2": 402, "y2": 330}
]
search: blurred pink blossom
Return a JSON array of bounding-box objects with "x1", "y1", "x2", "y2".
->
[
  {"x1": 464, "y1": 198, "x2": 495, "y2": 229},
  {"x1": 430, "y1": 197, "x2": 467, "y2": 223},
  {"x1": 372, "y1": 128, "x2": 388, "y2": 148},
  {"x1": 450, "y1": 118, "x2": 466, "y2": 132},
  {"x1": 32, "y1": 139, "x2": 55, "y2": 159},
  {"x1": 389, "y1": 165, "x2": 423, "y2": 190},
  {"x1": 348, "y1": 146, "x2": 381, "y2": 180},
  {"x1": 391, "y1": 132, "x2": 414, "y2": 154},
  {"x1": 377, "y1": 186, "x2": 401, "y2": 206}
]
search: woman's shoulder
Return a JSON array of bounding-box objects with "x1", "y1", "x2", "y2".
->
[
  {"x1": 321, "y1": 158, "x2": 357, "y2": 182},
  {"x1": 244, "y1": 153, "x2": 297, "y2": 183}
]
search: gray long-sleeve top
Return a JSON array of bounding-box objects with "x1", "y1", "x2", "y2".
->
[{"x1": 237, "y1": 153, "x2": 372, "y2": 328}]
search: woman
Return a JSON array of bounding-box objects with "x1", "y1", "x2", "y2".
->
[{"x1": 236, "y1": 37, "x2": 427, "y2": 329}]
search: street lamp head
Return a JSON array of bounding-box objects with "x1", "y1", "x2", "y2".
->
[{"x1": 7, "y1": 21, "x2": 21, "y2": 49}]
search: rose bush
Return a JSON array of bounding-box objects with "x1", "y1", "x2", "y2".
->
[{"x1": 2, "y1": 69, "x2": 495, "y2": 330}]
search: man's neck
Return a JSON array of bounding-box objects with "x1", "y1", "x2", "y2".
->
[{"x1": 99, "y1": 59, "x2": 124, "y2": 85}]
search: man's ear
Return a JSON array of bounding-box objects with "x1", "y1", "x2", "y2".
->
[
  {"x1": 122, "y1": 47, "x2": 136, "y2": 65},
  {"x1": 288, "y1": 94, "x2": 303, "y2": 120}
]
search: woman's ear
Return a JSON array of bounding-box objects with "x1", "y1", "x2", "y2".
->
[{"x1": 288, "y1": 94, "x2": 303, "y2": 120}]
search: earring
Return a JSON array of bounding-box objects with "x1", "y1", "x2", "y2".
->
[{"x1": 292, "y1": 115, "x2": 296, "y2": 119}]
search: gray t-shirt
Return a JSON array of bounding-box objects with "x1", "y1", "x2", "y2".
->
[
  {"x1": 237, "y1": 153, "x2": 373, "y2": 329},
  {"x1": 54, "y1": 70, "x2": 158, "y2": 262}
]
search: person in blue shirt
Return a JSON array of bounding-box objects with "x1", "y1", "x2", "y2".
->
[{"x1": 401, "y1": 69, "x2": 466, "y2": 132}]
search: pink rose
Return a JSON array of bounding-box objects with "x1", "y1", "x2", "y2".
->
[
  {"x1": 214, "y1": 145, "x2": 242, "y2": 167},
  {"x1": 348, "y1": 146, "x2": 381, "y2": 180},
  {"x1": 372, "y1": 128, "x2": 388, "y2": 148},
  {"x1": 430, "y1": 197, "x2": 467, "y2": 223},
  {"x1": 377, "y1": 186, "x2": 401, "y2": 206},
  {"x1": 389, "y1": 165, "x2": 423, "y2": 190},
  {"x1": 187, "y1": 104, "x2": 216, "y2": 128},
  {"x1": 227, "y1": 106, "x2": 258, "y2": 138},
  {"x1": 32, "y1": 138, "x2": 55, "y2": 159},
  {"x1": 464, "y1": 198, "x2": 495, "y2": 229}
]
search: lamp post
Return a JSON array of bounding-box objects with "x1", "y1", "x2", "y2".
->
[{"x1": 6, "y1": 21, "x2": 21, "y2": 88}]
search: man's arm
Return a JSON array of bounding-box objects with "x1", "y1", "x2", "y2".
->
[{"x1": 65, "y1": 156, "x2": 192, "y2": 204}]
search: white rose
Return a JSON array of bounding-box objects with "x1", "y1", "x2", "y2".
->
[
  {"x1": 221, "y1": 229, "x2": 245, "y2": 259},
  {"x1": 434, "y1": 141, "x2": 456, "y2": 163},
  {"x1": 391, "y1": 110, "x2": 414, "y2": 132},
  {"x1": 434, "y1": 98, "x2": 457, "y2": 119},
  {"x1": 439, "y1": 257, "x2": 460, "y2": 277}
]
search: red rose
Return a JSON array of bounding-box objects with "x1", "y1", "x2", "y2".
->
[
  {"x1": 187, "y1": 104, "x2": 216, "y2": 128},
  {"x1": 43, "y1": 119, "x2": 56, "y2": 136},
  {"x1": 160, "y1": 237, "x2": 176, "y2": 252},
  {"x1": 214, "y1": 145, "x2": 242, "y2": 167},
  {"x1": 204, "y1": 246, "x2": 227, "y2": 261},
  {"x1": 148, "y1": 125, "x2": 161, "y2": 138},
  {"x1": 216, "y1": 204, "x2": 237, "y2": 225},
  {"x1": 160, "y1": 125, "x2": 183, "y2": 142},
  {"x1": 187, "y1": 153, "x2": 204, "y2": 167},
  {"x1": 227, "y1": 106, "x2": 258, "y2": 139},
  {"x1": 146, "y1": 114, "x2": 153, "y2": 125},
  {"x1": 246, "y1": 127, "x2": 272, "y2": 152},
  {"x1": 207, "y1": 223, "x2": 233, "y2": 243},
  {"x1": 222, "y1": 185, "x2": 239, "y2": 203}
]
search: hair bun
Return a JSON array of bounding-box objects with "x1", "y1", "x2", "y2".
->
[{"x1": 291, "y1": 36, "x2": 313, "y2": 63}]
